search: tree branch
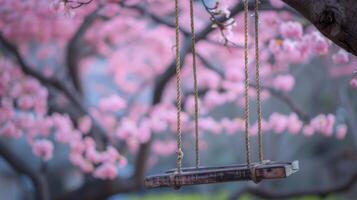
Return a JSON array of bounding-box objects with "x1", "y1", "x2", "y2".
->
[
  {"x1": 263, "y1": 86, "x2": 311, "y2": 122},
  {"x1": 66, "y1": 7, "x2": 101, "y2": 93},
  {"x1": 55, "y1": 177, "x2": 141, "y2": 200},
  {"x1": 0, "y1": 140, "x2": 50, "y2": 200}
]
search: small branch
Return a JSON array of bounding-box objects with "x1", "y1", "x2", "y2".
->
[
  {"x1": 262, "y1": 86, "x2": 311, "y2": 122},
  {"x1": 0, "y1": 140, "x2": 50, "y2": 200},
  {"x1": 65, "y1": 0, "x2": 94, "y2": 9},
  {"x1": 120, "y1": 3, "x2": 190, "y2": 36},
  {"x1": 229, "y1": 169, "x2": 357, "y2": 200}
]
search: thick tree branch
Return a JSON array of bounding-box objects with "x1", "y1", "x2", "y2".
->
[
  {"x1": 283, "y1": 0, "x2": 357, "y2": 56},
  {"x1": 56, "y1": 177, "x2": 141, "y2": 200},
  {"x1": 0, "y1": 140, "x2": 50, "y2": 200},
  {"x1": 66, "y1": 7, "x2": 101, "y2": 93}
]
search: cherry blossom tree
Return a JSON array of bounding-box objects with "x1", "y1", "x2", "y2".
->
[{"x1": 0, "y1": 0, "x2": 356, "y2": 200}]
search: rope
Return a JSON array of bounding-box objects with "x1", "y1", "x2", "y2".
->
[
  {"x1": 174, "y1": 0, "x2": 183, "y2": 173},
  {"x1": 244, "y1": 0, "x2": 250, "y2": 166},
  {"x1": 243, "y1": 0, "x2": 252, "y2": 167},
  {"x1": 189, "y1": 0, "x2": 200, "y2": 169},
  {"x1": 173, "y1": 0, "x2": 263, "y2": 180},
  {"x1": 254, "y1": 0, "x2": 264, "y2": 162}
]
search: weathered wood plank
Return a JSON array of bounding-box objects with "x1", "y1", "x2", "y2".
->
[{"x1": 144, "y1": 161, "x2": 299, "y2": 189}]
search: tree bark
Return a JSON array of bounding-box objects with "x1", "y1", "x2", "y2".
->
[
  {"x1": 283, "y1": 0, "x2": 357, "y2": 56},
  {"x1": 0, "y1": 141, "x2": 49, "y2": 200}
]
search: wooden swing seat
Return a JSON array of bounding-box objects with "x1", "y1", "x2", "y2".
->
[{"x1": 144, "y1": 160, "x2": 299, "y2": 189}]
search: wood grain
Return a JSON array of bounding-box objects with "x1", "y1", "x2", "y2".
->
[{"x1": 144, "y1": 161, "x2": 299, "y2": 189}]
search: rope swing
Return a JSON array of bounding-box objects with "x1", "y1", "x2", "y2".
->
[{"x1": 144, "y1": 0, "x2": 299, "y2": 189}]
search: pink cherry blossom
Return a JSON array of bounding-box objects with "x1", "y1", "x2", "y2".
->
[
  {"x1": 270, "y1": 0, "x2": 284, "y2": 8},
  {"x1": 69, "y1": 153, "x2": 94, "y2": 173},
  {"x1": 98, "y1": 95, "x2": 127, "y2": 112},
  {"x1": 350, "y1": 78, "x2": 357, "y2": 89},
  {"x1": 280, "y1": 40, "x2": 302, "y2": 62},
  {"x1": 32, "y1": 139, "x2": 54, "y2": 161},
  {"x1": 273, "y1": 74, "x2": 295, "y2": 92},
  {"x1": 310, "y1": 114, "x2": 335, "y2": 136},
  {"x1": 199, "y1": 69, "x2": 221, "y2": 89},
  {"x1": 336, "y1": 124, "x2": 347, "y2": 140},
  {"x1": 303, "y1": 125, "x2": 315, "y2": 137},
  {"x1": 269, "y1": 39, "x2": 282, "y2": 54},
  {"x1": 225, "y1": 67, "x2": 244, "y2": 82},
  {"x1": 249, "y1": 123, "x2": 258, "y2": 136},
  {"x1": 269, "y1": 113, "x2": 288, "y2": 133},
  {"x1": 93, "y1": 163, "x2": 118, "y2": 180},
  {"x1": 85, "y1": 147, "x2": 102, "y2": 163},
  {"x1": 10, "y1": 83, "x2": 22, "y2": 98},
  {"x1": 309, "y1": 32, "x2": 329, "y2": 55},
  {"x1": 203, "y1": 90, "x2": 226, "y2": 110},
  {"x1": 118, "y1": 156, "x2": 127, "y2": 168},
  {"x1": 84, "y1": 137, "x2": 96, "y2": 149},
  {"x1": 221, "y1": 118, "x2": 239, "y2": 135},
  {"x1": 0, "y1": 107, "x2": 13, "y2": 124},
  {"x1": 138, "y1": 121, "x2": 152, "y2": 143},
  {"x1": 332, "y1": 50, "x2": 349, "y2": 65},
  {"x1": 70, "y1": 140, "x2": 86, "y2": 154},
  {"x1": 280, "y1": 21, "x2": 303, "y2": 40},
  {"x1": 0, "y1": 121, "x2": 21, "y2": 138},
  {"x1": 78, "y1": 115, "x2": 92, "y2": 134},
  {"x1": 148, "y1": 117, "x2": 167, "y2": 133},
  {"x1": 115, "y1": 118, "x2": 138, "y2": 140},
  {"x1": 185, "y1": 95, "x2": 201, "y2": 115},
  {"x1": 102, "y1": 146, "x2": 120, "y2": 163},
  {"x1": 36, "y1": 117, "x2": 53, "y2": 137},
  {"x1": 15, "y1": 113, "x2": 35, "y2": 130},
  {"x1": 222, "y1": 81, "x2": 244, "y2": 94},
  {"x1": 287, "y1": 113, "x2": 303, "y2": 134},
  {"x1": 199, "y1": 117, "x2": 222, "y2": 135},
  {"x1": 152, "y1": 140, "x2": 177, "y2": 157},
  {"x1": 23, "y1": 79, "x2": 41, "y2": 93},
  {"x1": 17, "y1": 95, "x2": 34, "y2": 110}
]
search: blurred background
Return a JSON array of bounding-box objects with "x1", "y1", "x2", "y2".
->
[{"x1": 0, "y1": 0, "x2": 356, "y2": 200}]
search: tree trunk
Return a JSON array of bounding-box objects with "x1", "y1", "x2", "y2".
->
[{"x1": 283, "y1": 0, "x2": 357, "y2": 56}]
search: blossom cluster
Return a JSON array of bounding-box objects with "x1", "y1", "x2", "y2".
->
[{"x1": 0, "y1": 58, "x2": 126, "y2": 180}]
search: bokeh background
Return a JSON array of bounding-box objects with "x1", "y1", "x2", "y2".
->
[{"x1": 0, "y1": 0, "x2": 356, "y2": 200}]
